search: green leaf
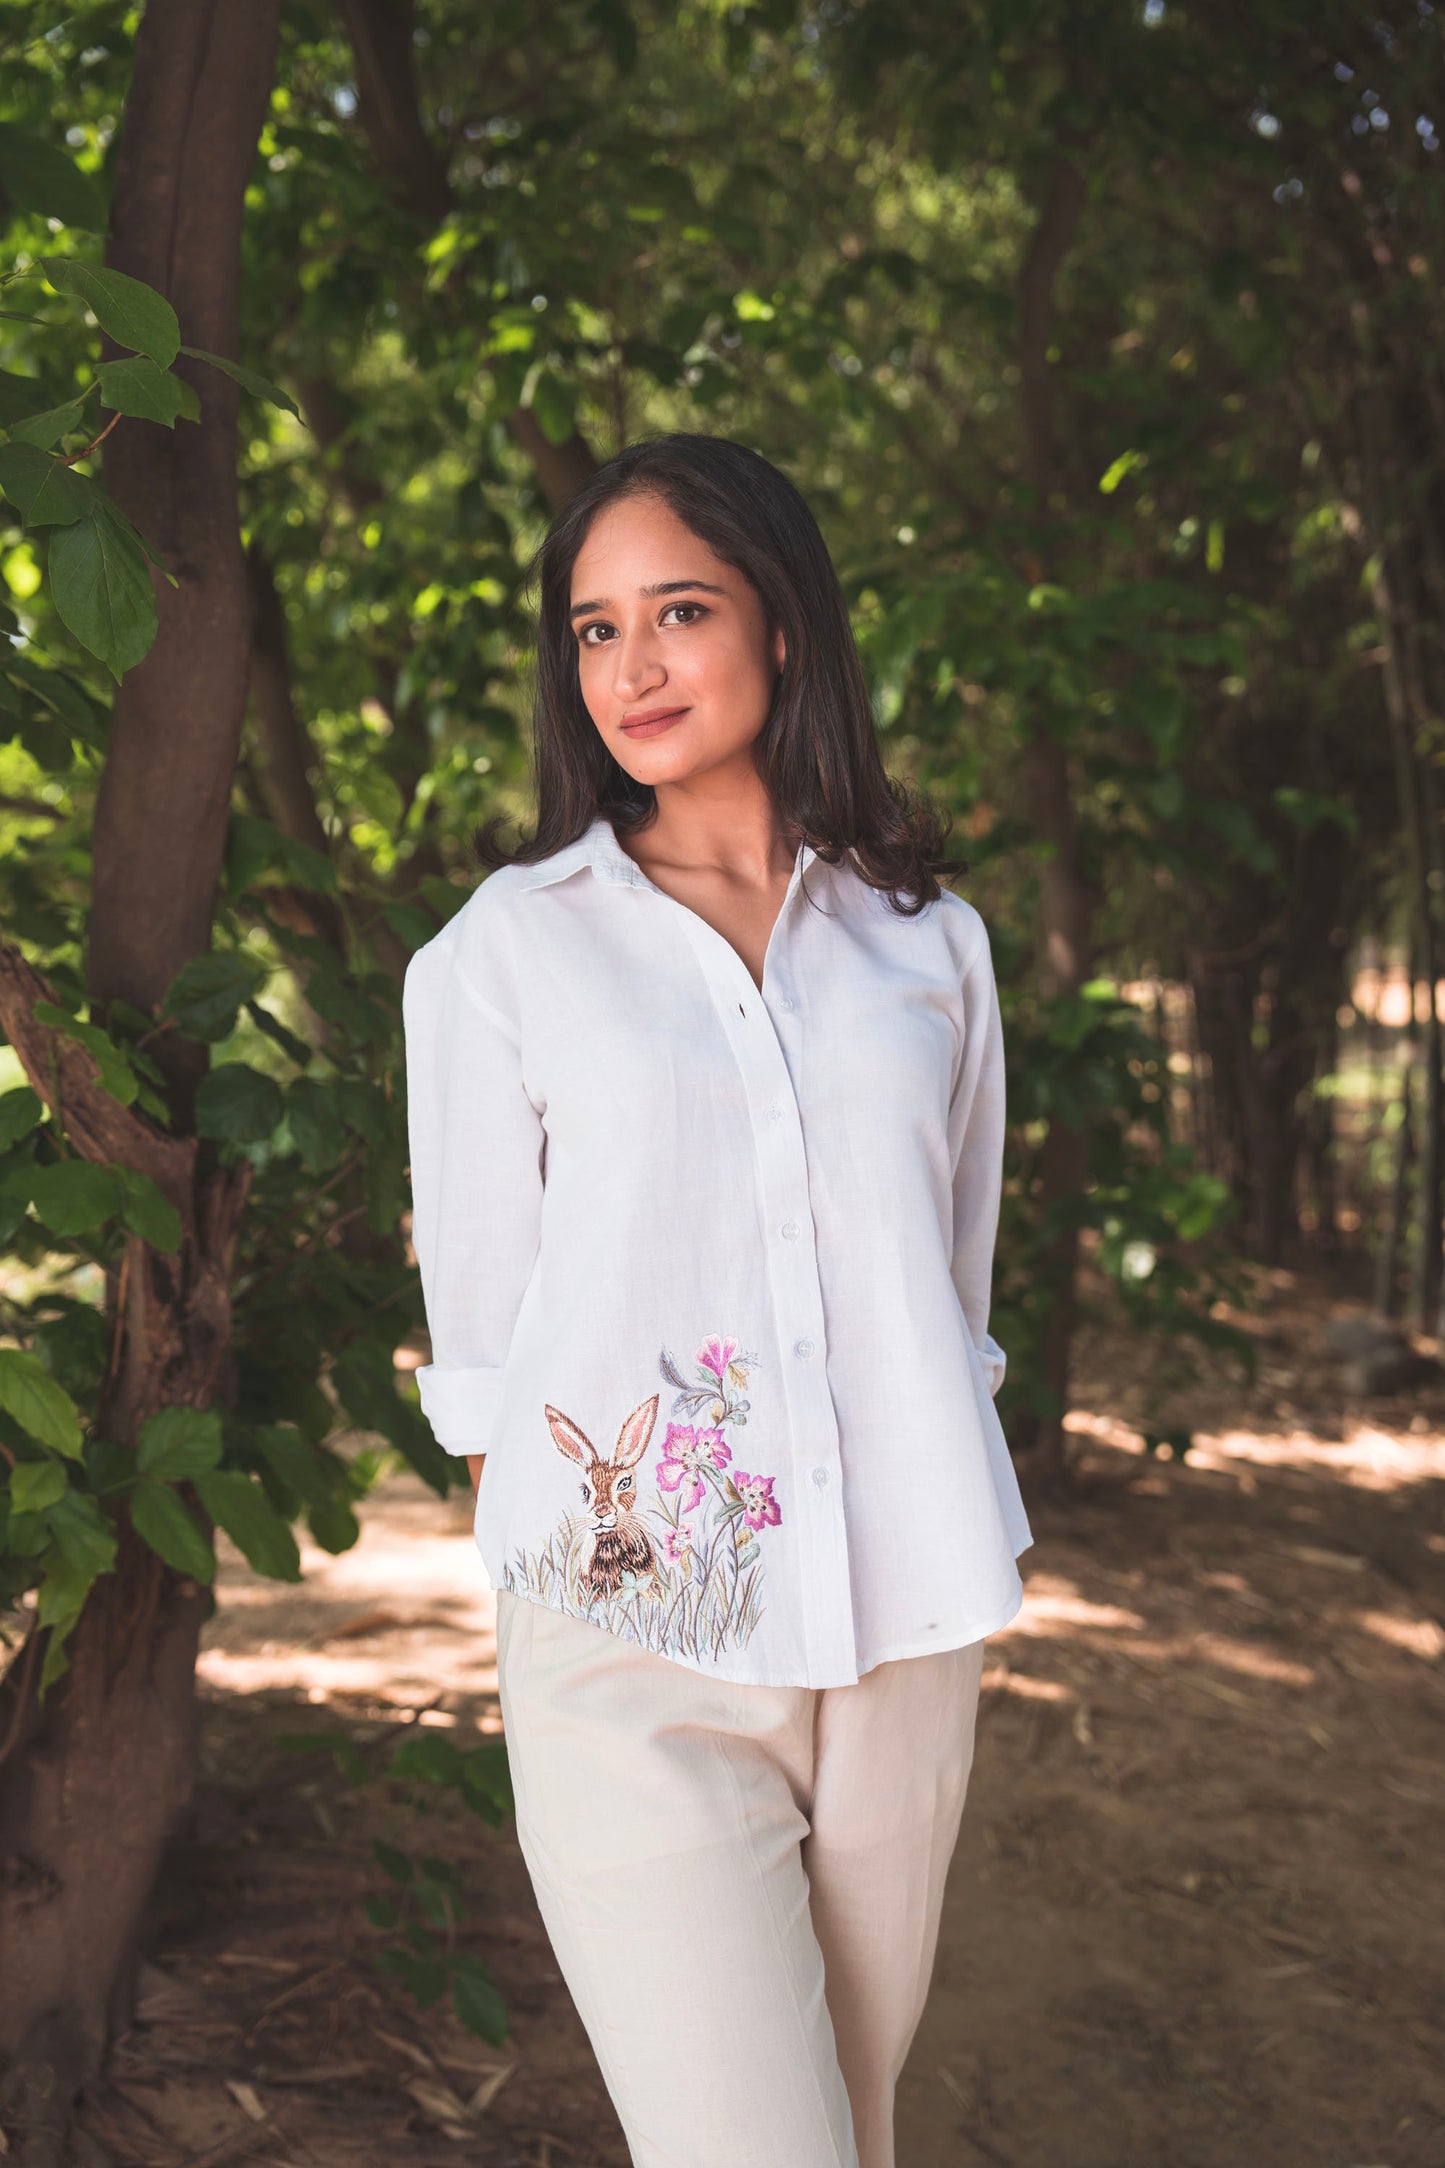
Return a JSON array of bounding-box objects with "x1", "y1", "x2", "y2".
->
[
  {"x1": 196, "y1": 1469, "x2": 301, "y2": 1581},
  {"x1": 179, "y1": 346, "x2": 300, "y2": 418},
  {"x1": 117, "y1": 1167, "x2": 182, "y2": 1254},
  {"x1": 35, "y1": 1541, "x2": 95, "y2": 1631},
  {"x1": 364, "y1": 1895, "x2": 399, "y2": 1930},
  {"x1": 0, "y1": 441, "x2": 94, "y2": 526},
  {"x1": 162, "y1": 952, "x2": 265, "y2": 1042},
  {"x1": 131, "y1": 1478, "x2": 216, "y2": 1582},
  {"x1": 46, "y1": 1489, "x2": 118, "y2": 1577},
  {"x1": 0, "y1": 1087, "x2": 44, "y2": 1151},
  {"x1": 27, "y1": 1158, "x2": 124, "y2": 1236},
  {"x1": 0, "y1": 126, "x2": 108, "y2": 230},
  {"x1": 41, "y1": 258, "x2": 180, "y2": 368},
  {"x1": 460, "y1": 1741, "x2": 514, "y2": 1824},
  {"x1": 0, "y1": 1350, "x2": 84, "y2": 1457},
  {"x1": 1, "y1": 650, "x2": 99, "y2": 733},
  {"x1": 33, "y1": 1001, "x2": 139, "y2": 1105},
  {"x1": 47, "y1": 500, "x2": 159, "y2": 681},
  {"x1": 337, "y1": 1079, "x2": 387, "y2": 1145},
  {"x1": 253, "y1": 1423, "x2": 327, "y2": 1504},
  {"x1": 11, "y1": 1459, "x2": 68, "y2": 1515},
  {"x1": 244, "y1": 999, "x2": 312, "y2": 1068},
  {"x1": 389, "y1": 1733, "x2": 463, "y2": 1786},
  {"x1": 378, "y1": 1949, "x2": 447, "y2": 2007},
  {"x1": 194, "y1": 1063, "x2": 284, "y2": 1144},
  {"x1": 285, "y1": 1077, "x2": 345, "y2": 1173},
  {"x1": 451, "y1": 1953, "x2": 509, "y2": 2044},
  {"x1": 8, "y1": 397, "x2": 90, "y2": 450},
  {"x1": 528, "y1": 369, "x2": 578, "y2": 446},
  {"x1": 307, "y1": 1490, "x2": 360, "y2": 1556},
  {"x1": 97, "y1": 355, "x2": 199, "y2": 427},
  {"x1": 374, "y1": 1839, "x2": 415, "y2": 1885},
  {"x1": 225, "y1": 811, "x2": 336, "y2": 896},
  {"x1": 1098, "y1": 449, "x2": 1146, "y2": 495},
  {"x1": 138, "y1": 1406, "x2": 224, "y2": 1480}
]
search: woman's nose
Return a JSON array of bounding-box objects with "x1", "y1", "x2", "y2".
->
[{"x1": 611, "y1": 623, "x2": 666, "y2": 699}]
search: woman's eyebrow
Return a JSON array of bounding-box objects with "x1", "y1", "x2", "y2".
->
[{"x1": 569, "y1": 579, "x2": 727, "y2": 620}]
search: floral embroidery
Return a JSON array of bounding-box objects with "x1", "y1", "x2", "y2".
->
[
  {"x1": 502, "y1": 1332, "x2": 783, "y2": 1664},
  {"x1": 733, "y1": 1471, "x2": 782, "y2": 1531},
  {"x1": 657, "y1": 1422, "x2": 731, "y2": 1512}
]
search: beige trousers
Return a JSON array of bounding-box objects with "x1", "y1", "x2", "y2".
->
[{"x1": 494, "y1": 1590, "x2": 987, "y2": 2168}]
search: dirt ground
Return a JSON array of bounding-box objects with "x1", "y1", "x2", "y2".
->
[{"x1": 77, "y1": 1259, "x2": 1445, "y2": 2168}]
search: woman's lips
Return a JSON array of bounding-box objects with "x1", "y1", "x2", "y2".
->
[{"x1": 619, "y1": 707, "x2": 690, "y2": 739}]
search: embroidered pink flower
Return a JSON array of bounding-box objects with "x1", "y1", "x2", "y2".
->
[
  {"x1": 663, "y1": 1524, "x2": 693, "y2": 1564},
  {"x1": 696, "y1": 1335, "x2": 739, "y2": 1380},
  {"x1": 657, "y1": 1423, "x2": 732, "y2": 1512},
  {"x1": 733, "y1": 1471, "x2": 781, "y2": 1531}
]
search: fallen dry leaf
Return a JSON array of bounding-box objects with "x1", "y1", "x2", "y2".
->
[
  {"x1": 466, "y1": 2063, "x2": 517, "y2": 2114},
  {"x1": 405, "y1": 2076, "x2": 472, "y2": 2126},
  {"x1": 225, "y1": 2080, "x2": 266, "y2": 2123},
  {"x1": 372, "y1": 2026, "x2": 436, "y2": 2071}
]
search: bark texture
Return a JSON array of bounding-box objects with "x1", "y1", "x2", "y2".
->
[{"x1": 0, "y1": 5, "x2": 279, "y2": 2158}]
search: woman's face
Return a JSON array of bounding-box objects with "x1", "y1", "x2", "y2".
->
[{"x1": 568, "y1": 491, "x2": 785, "y2": 793}]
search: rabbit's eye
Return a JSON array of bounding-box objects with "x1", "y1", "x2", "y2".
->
[
  {"x1": 580, "y1": 1481, "x2": 590, "y2": 1501},
  {"x1": 618, "y1": 1474, "x2": 632, "y2": 1491}
]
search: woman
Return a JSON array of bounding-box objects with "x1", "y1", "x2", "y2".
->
[{"x1": 402, "y1": 432, "x2": 1032, "y2": 2168}]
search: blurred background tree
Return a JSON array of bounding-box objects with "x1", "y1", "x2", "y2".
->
[{"x1": 0, "y1": 0, "x2": 1438, "y2": 2155}]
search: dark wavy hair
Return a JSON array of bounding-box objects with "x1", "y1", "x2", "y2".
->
[{"x1": 474, "y1": 431, "x2": 965, "y2": 911}]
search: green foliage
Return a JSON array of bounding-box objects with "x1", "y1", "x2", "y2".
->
[{"x1": 281, "y1": 1724, "x2": 515, "y2": 2043}]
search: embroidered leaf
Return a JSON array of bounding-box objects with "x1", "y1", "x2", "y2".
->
[
  {"x1": 657, "y1": 1347, "x2": 691, "y2": 1391},
  {"x1": 738, "y1": 1542, "x2": 760, "y2": 1566}
]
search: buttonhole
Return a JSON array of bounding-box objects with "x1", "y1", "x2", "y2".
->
[{"x1": 738, "y1": 1002, "x2": 746, "y2": 1016}]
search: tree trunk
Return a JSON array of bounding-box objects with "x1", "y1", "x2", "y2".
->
[{"x1": 0, "y1": 5, "x2": 279, "y2": 2157}]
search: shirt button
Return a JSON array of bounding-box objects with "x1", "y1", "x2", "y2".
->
[
  {"x1": 811, "y1": 1466, "x2": 829, "y2": 1488},
  {"x1": 794, "y1": 1337, "x2": 815, "y2": 1359},
  {"x1": 780, "y1": 994, "x2": 798, "y2": 1012},
  {"x1": 781, "y1": 1219, "x2": 800, "y2": 1241},
  {"x1": 768, "y1": 1101, "x2": 785, "y2": 1122}
]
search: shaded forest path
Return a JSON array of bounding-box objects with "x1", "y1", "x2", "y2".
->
[{"x1": 78, "y1": 1262, "x2": 1444, "y2": 2168}]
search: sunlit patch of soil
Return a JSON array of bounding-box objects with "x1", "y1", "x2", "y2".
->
[{"x1": 91, "y1": 1258, "x2": 1445, "y2": 2168}]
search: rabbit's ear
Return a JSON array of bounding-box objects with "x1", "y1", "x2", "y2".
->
[
  {"x1": 613, "y1": 1392, "x2": 659, "y2": 1469},
  {"x1": 545, "y1": 1404, "x2": 598, "y2": 1468}
]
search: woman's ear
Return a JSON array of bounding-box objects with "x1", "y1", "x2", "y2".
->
[{"x1": 772, "y1": 625, "x2": 787, "y2": 675}]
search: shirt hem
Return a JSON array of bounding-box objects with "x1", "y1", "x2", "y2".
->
[
  {"x1": 854, "y1": 1575, "x2": 1028, "y2": 1679},
  {"x1": 488, "y1": 1567, "x2": 1029, "y2": 1691}
]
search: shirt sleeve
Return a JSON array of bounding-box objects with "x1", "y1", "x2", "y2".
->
[
  {"x1": 946, "y1": 914, "x2": 1008, "y2": 1398},
  {"x1": 401, "y1": 905, "x2": 545, "y2": 1456}
]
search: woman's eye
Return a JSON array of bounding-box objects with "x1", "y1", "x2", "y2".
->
[{"x1": 662, "y1": 602, "x2": 705, "y2": 626}]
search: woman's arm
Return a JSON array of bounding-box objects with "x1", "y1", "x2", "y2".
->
[
  {"x1": 402, "y1": 906, "x2": 546, "y2": 1461},
  {"x1": 467, "y1": 1453, "x2": 485, "y2": 1495},
  {"x1": 947, "y1": 914, "x2": 1009, "y2": 1397}
]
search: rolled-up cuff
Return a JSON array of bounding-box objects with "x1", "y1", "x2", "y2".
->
[
  {"x1": 974, "y1": 1332, "x2": 1007, "y2": 1399},
  {"x1": 415, "y1": 1362, "x2": 506, "y2": 1455}
]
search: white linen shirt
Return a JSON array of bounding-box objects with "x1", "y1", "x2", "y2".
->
[{"x1": 402, "y1": 813, "x2": 1033, "y2": 1688}]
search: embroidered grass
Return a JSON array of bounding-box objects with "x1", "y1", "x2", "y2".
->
[{"x1": 501, "y1": 1334, "x2": 781, "y2": 1665}]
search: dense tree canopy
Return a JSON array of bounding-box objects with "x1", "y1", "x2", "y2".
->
[{"x1": 0, "y1": 0, "x2": 1439, "y2": 2151}]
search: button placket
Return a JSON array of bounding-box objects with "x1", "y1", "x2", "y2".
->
[{"x1": 657, "y1": 859, "x2": 857, "y2": 1683}]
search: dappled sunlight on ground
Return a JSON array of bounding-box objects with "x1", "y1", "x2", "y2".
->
[{"x1": 87, "y1": 1258, "x2": 1443, "y2": 2168}]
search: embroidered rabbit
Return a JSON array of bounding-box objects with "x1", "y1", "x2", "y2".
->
[{"x1": 544, "y1": 1391, "x2": 666, "y2": 1603}]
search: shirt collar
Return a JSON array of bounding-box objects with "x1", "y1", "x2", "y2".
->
[
  {"x1": 510, "y1": 816, "x2": 641, "y2": 890},
  {"x1": 511, "y1": 815, "x2": 819, "y2": 893}
]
